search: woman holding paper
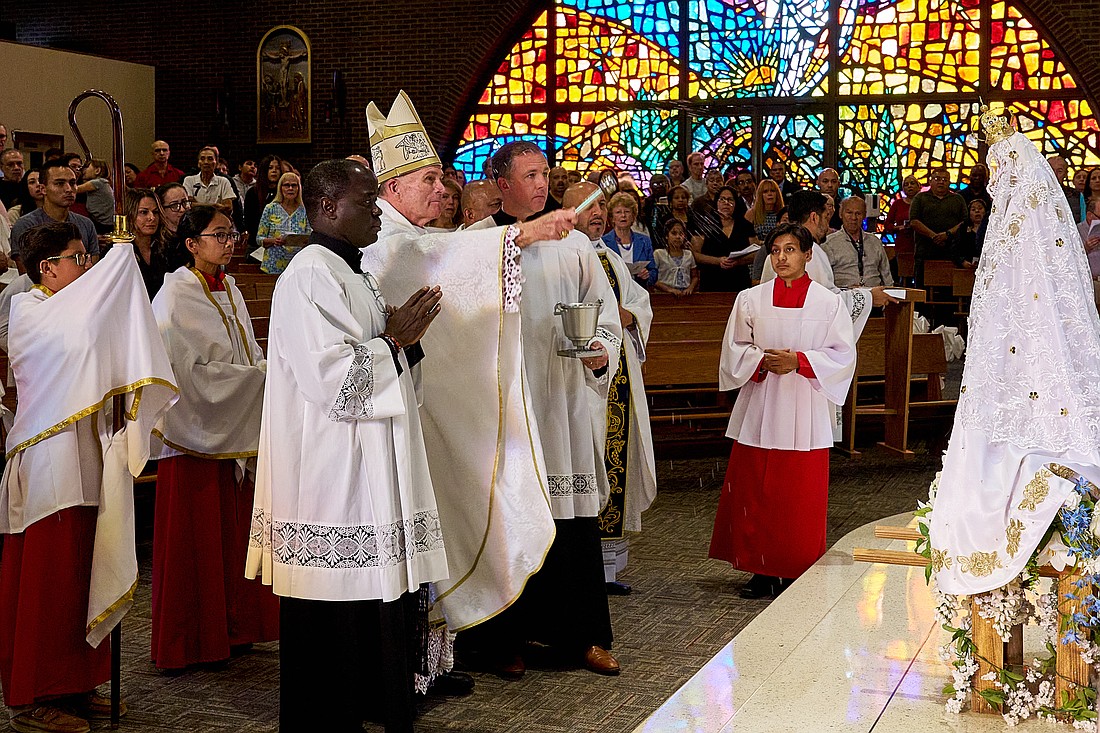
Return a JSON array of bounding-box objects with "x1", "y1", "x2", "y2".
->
[
  {"x1": 602, "y1": 192, "x2": 656, "y2": 287},
  {"x1": 256, "y1": 172, "x2": 311, "y2": 275},
  {"x1": 695, "y1": 186, "x2": 756, "y2": 292}
]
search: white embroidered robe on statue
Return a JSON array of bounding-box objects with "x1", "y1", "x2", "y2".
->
[
  {"x1": 590, "y1": 240, "x2": 657, "y2": 532},
  {"x1": 359, "y1": 200, "x2": 554, "y2": 631},
  {"x1": 929, "y1": 131, "x2": 1100, "y2": 595},
  {"x1": 150, "y1": 268, "x2": 265, "y2": 461},
  {"x1": 521, "y1": 232, "x2": 622, "y2": 519},
  {"x1": 0, "y1": 245, "x2": 178, "y2": 645},
  {"x1": 720, "y1": 279, "x2": 856, "y2": 450},
  {"x1": 246, "y1": 245, "x2": 448, "y2": 602}
]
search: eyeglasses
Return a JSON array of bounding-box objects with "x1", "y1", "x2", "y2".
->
[
  {"x1": 46, "y1": 252, "x2": 92, "y2": 268},
  {"x1": 163, "y1": 200, "x2": 192, "y2": 212},
  {"x1": 717, "y1": 197, "x2": 737, "y2": 204},
  {"x1": 198, "y1": 231, "x2": 241, "y2": 245},
  {"x1": 930, "y1": 176, "x2": 949, "y2": 182}
]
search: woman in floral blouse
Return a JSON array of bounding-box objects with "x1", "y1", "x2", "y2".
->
[{"x1": 256, "y1": 172, "x2": 310, "y2": 274}]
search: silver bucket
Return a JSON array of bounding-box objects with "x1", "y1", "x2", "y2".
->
[{"x1": 554, "y1": 300, "x2": 603, "y2": 350}]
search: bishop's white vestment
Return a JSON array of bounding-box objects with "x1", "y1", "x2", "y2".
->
[
  {"x1": 246, "y1": 244, "x2": 448, "y2": 602},
  {"x1": 360, "y1": 199, "x2": 555, "y2": 631}
]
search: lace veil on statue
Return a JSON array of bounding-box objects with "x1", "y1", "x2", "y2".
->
[{"x1": 927, "y1": 106, "x2": 1100, "y2": 595}]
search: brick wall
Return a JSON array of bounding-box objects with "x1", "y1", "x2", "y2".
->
[
  {"x1": 0, "y1": 0, "x2": 544, "y2": 170},
  {"x1": 1, "y1": 0, "x2": 1098, "y2": 171}
]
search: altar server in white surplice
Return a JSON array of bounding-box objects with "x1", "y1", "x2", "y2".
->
[
  {"x1": 246, "y1": 159, "x2": 448, "y2": 733},
  {"x1": 0, "y1": 225, "x2": 177, "y2": 732},
  {"x1": 564, "y1": 182, "x2": 657, "y2": 593},
  {"x1": 710, "y1": 222, "x2": 856, "y2": 600},
  {"x1": 149, "y1": 205, "x2": 278, "y2": 673},
  {"x1": 360, "y1": 90, "x2": 577, "y2": 696},
  {"x1": 462, "y1": 141, "x2": 624, "y2": 679}
]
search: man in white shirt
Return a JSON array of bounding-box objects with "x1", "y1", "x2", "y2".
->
[
  {"x1": 182, "y1": 147, "x2": 235, "y2": 215},
  {"x1": 822, "y1": 196, "x2": 894, "y2": 288}
]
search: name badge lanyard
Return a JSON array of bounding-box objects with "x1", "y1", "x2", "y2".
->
[{"x1": 848, "y1": 232, "x2": 865, "y2": 286}]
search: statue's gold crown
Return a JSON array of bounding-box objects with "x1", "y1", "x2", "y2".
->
[{"x1": 979, "y1": 104, "x2": 1014, "y2": 145}]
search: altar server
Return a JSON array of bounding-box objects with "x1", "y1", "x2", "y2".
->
[
  {"x1": 246, "y1": 159, "x2": 448, "y2": 733},
  {"x1": 149, "y1": 205, "x2": 278, "y2": 671},
  {"x1": 709, "y1": 222, "x2": 856, "y2": 599},
  {"x1": 0, "y1": 224, "x2": 177, "y2": 733}
]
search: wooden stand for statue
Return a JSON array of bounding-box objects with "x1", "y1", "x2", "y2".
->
[{"x1": 855, "y1": 528, "x2": 1091, "y2": 716}]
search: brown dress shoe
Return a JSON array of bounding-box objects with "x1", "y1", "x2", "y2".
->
[
  {"x1": 72, "y1": 690, "x2": 128, "y2": 720},
  {"x1": 10, "y1": 705, "x2": 90, "y2": 733},
  {"x1": 494, "y1": 653, "x2": 526, "y2": 680},
  {"x1": 584, "y1": 645, "x2": 621, "y2": 676}
]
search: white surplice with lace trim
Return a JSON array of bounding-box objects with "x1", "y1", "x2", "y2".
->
[
  {"x1": 246, "y1": 244, "x2": 448, "y2": 602},
  {"x1": 929, "y1": 131, "x2": 1100, "y2": 595},
  {"x1": 360, "y1": 199, "x2": 555, "y2": 632}
]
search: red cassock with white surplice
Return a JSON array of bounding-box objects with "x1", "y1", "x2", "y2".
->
[{"x1": 709, "y1": 274, "x2": 856, "y2": 579}]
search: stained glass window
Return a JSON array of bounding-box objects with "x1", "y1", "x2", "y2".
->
[{"x1": 453, "y1": 0, "x2": 1100, "y2": 194}]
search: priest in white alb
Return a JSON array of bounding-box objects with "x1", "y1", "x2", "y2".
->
[
  {"x1": 710, "y1": 222, "x2": 856, "y2": 600},
  {"x1": 563, "y1": 181, "x2": 657, "y2": 593},
  {"x1": 246, "y1": 159, "x2": 448, "y2": 733},
  {"x1": 0, "y1": 223, "x2": 177, "y2": 733}
]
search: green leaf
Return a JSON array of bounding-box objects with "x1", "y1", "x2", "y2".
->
[
  {"x1": 978, "y1": 688, "x2": 1005, "y2": 707},
  {"x1": 942, "y1": 683, "x2": 956, "y2": 695},
  {"x1": 925, "y1": 564, "x2": 932, "y2": 583}
]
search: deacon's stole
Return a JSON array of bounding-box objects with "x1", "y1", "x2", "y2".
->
[{"x1": 596, "y1": 251, "x2": 632, "y2": 540}]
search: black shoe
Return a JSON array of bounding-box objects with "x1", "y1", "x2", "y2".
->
[
  {"x1": 774, "y1": 578, "x2": 794, "y2": 596},
  {"x1": 428, "y1": 671, "x2": 475, "y2": 697},
  {"x1": 605, "y1": 581, "x2": 632, "y2": 596},
  {"x1": 738, "y1": 574, "x2": 778, "y2": 599}
]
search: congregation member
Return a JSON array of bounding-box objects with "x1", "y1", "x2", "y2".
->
[
  {"x1": 657, "y1": 185, "x2": 705, "y2": 252},
  {"x1": 469, "y1": 140, "x2": 623, "y2": 679},
  {"x1": 696, "y1": 186, "x2": 754, "y2": 292},
  {"x1": 682, "y1": 152, "x2": 707, "y2": 200},
  {"x1": 243, "y1": 154, "x2": 283, "y2": 247},
  {"x1": 459, "y1": 179, "x2": 502, "y2": 226},
  {"x1": 654, "y1": 219, "x2": 699, "y2": 296},
  {"x1": 256, "y1": 171, "x2": 310, "y2": 274},
  {"x1": 150, "y1": 205, "x2": 278, "y2": 673},
  {"x1": 0, "y1": 224, "x2": 177, "y2": 733},
  {"x1": 709, "y1": 222, "x2": 856, "y2": 599},
  {"x1": 544, "y1": 165, "x2": 569, "y2": 211},
  {"x1": 10, "y1": 161, "x2": 99, "y2": 261},
  {"x1": 959, "y1": 163, "x2": 992, "y2": 209},
  {"x1": 816, "y1": 168, "x2": 843, "y2": 229},
  {"x1": 7, "y1": 168, "x2": 43, "y2": 223},
  {"x1": 567, "y1": 182, "x2": 657, "y2": 594},
  {"x1": 666, "y1": 159, "x2": 686, "y2": 189},
  {"x1": 361, "y1": 91, "x2": 579, "y2": 693},
  {"x1": 690, "y1": 169, "x2": 726, "y2": 217},
  {"x1": 1048, "y1": 155, "x2": 1083, "y2": 222},
  {"x1": 155, "y1": 182, "x2": 192, "y2": 270},
  {"x1": 953, "y1": 198, "x2": 988, "y2": 267},
  {"x1": 232, "y1": 159, "x2": 257, "y2": 206},
  {"x1": 641, "y1": 173, "x2": 670, "y2": 242},
  {"x1": 747, "y1": 179, "x2": 786, "y2": 280},
  {"x1": 134, "y1": 140, "x2": 185, "y2": 188},
  {"x1": 769, "y1": 159, "x2": 802, "y2": 199},
  {"x1": 821, "y1": 196, "x2": 893, "y2": 288},
  {"x1": 246, "y1": 158, "x2": 448, "y2": 733},
  {"x1": 908, "y1": 165, "x2": 967, "y2": 285},
  {"x1": 734, "y1": 169, "x2": 756, "y2": 209},
  {"x1": 428, "y1": 178, "x2": 462, "y2": 230},
  {"x1": 0, "y1": 149, "x2": 25, "y2": 208},
  {"x1": 882, "y1": 174, "x2": 921, "y2": 280},
  {"x1": 123, "y1": 163, "x2": 140, "y2": 190},
  {"x1": 183, "y1": 147, "x2": 235, "y2": 216},
  {"x1": 125, "y1": 188, "x2": 171, "y2": 298},
  {"x1": 1078, "y1": 196, "x2": 1100, "y2": 277},
  {"x1": 75, "y1": 159, "x2": 116, "y2": 234},
  {"x1": 602, "y1": 192, "x2": 656, "y2": 287}
]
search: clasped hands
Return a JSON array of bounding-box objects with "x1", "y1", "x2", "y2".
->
[
  {"x1": 382, "y1": 286, "x2": 443, "y2": 347},
  {"x1": 762, "y1": 348, "x2": 799, "y2": 375}
]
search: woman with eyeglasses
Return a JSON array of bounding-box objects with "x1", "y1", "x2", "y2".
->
[
  {"x1": 125, "y1": 188, "x2": 170, "y2": 299},
  {"x1": 695, "y1": 185, "x2": 755, "y2": 292},
  {"x1": 155, "y1": 182, "x2": 192, "y2": 271},
  {"x1": 256, "y1": 171, "x2": 310, "y2": 274},
  {"x1": 149, "y1": 205, "x2": 278, "y2": 672}
]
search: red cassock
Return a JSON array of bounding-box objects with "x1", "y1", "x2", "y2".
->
[
  {"x1": 0, "y1": 506, "x2": 111, "y2": 706},
  {"x1": 708, "y1": 443, "x2": 829, "y2": 579},
  {"x1": 151, "y1": 455, "x2": 279, "y2": 669},
  {"x1": 708, "y1": 274, "x2": 842, "y2": 580}
]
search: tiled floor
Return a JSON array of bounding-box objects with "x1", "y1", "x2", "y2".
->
[{"x1": 0, "y1": 436, "x2": 950, "y2": 732}]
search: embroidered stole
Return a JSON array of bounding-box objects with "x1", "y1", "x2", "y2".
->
[{"x1": 596, "y1": 251, "x2": 632, "y2": 540}]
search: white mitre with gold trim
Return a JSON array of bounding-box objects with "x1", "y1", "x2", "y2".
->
[{"x1": 366, "y1": 90, "x2": 441, "y2": 183}]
